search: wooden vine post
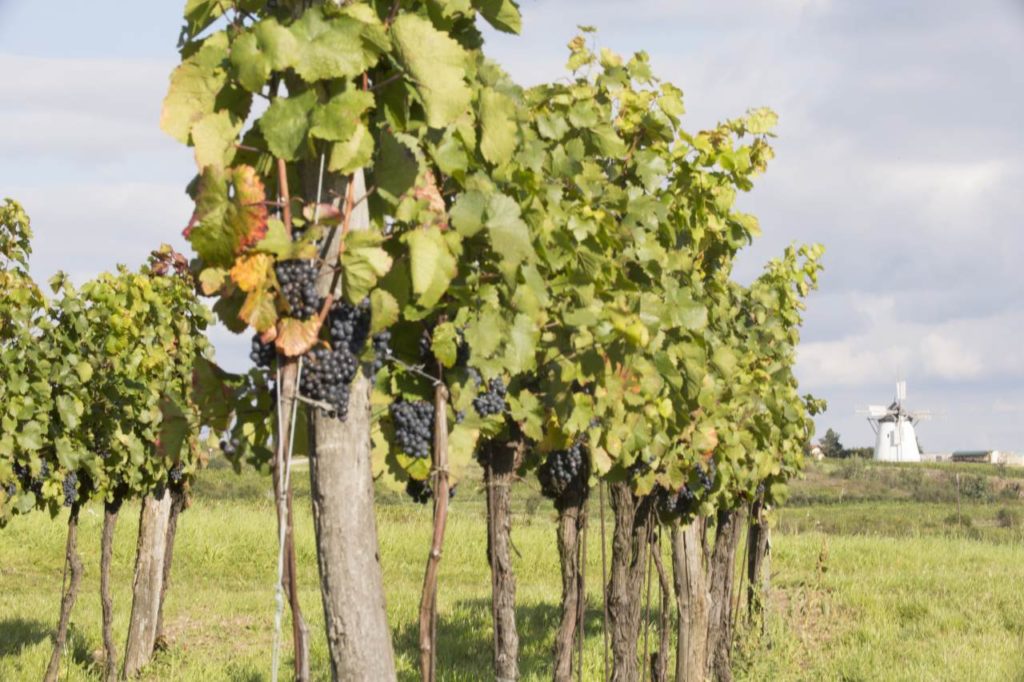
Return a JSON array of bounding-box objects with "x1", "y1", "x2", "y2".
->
[
  {"x1": 418, "y1": 373, "x2": 451, "y2": 681},
  {"x1": 123, "y1": 490, "x2": 174, "y2": 677},
  {"x1": 306, "y1": 169, "x2": 397, "y2": 681}
]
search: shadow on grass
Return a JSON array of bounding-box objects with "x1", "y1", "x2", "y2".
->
[
  {"x1": 395, "y1": 598, "x2": 606, "y2": 680},
  {"x1": 0, "y1": 618, "x2": 51, "y2": 657}
]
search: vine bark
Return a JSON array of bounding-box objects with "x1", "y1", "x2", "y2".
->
[
  {"x1": 553, "y1": 483, "x2": 588, "y2": 682},
  {"x1": 43, "y1": 504, "x2": 82, "y2": 682},
  {"x1": 418, "y1": 379, "x2": 450, "y2": 682},
  {"x1": 306, "y1": 167, "x2": 397, "y2": 681},
  {"x1": 123, "y1": 490, "x2": 173, "y2": 678},
  {"x1": 607, "y1": 482, "x2": 654, "y2": 682},
  {"x1": 671, "y1": 519, "x2": 709, "y2": 682},
  {"x1": 484, "y1": 438, "x2": 521, "y2": 681},
  {"x1": 100, "y1": 504, "x2": 119, "y2": 682}
]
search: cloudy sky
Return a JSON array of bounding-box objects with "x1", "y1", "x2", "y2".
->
[{"x1": 1, "y1": 1, "x2": 1022, "y2": 451}]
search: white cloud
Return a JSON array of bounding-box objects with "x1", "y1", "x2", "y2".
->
[{"x1": 919, "y1": 333, "x2": 984, "y2": 381}]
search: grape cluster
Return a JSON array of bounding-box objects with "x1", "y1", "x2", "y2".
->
[
  {"x1": 169, "y1": 463, "x2": 185, "y2": 490},
  {"x1": 14, "y1": 460, "x2": 49, "y2": 495},
  {"x1": 370, "y1": 330, "x2": 392, "y2": 375},
  {"x1": 301, "y1": 346, "x2": 359, "y2": 419},
  {"x1": 538, "y1": 442, "x2": 588, "y2": 500},
  {"x1": 404, "y1": 479, "x2": 457, "y2": 505},
  {"x1": 406, "y1": 478, "x2": 432, "y2": 505},
  {"x1": 656, "y1": 462, "x2": 716, "y2": 519},
  {"x1": 250, "y1": 334, "x2": 275, "y2": 369},
  {"x1": 657, "y1": 484, "x2": 696, "y2": 518},
  {"x1": 473, "y1": 377, "x2": 507, "y2": 417},
  {"x1": 390, "y1": 400, "x2": 434, "y2": 459},
  {"x1": 275, "y1": 260, "x2": 320, "y2": 319},
  {"x1": 328, "y1": 300, "x2": 371, "y2": 354},
  {"x1": 419, "y1": 328, "x2": 433, "y2": 361},
  {"x1": 628, "y1": 455, "x2": 655, "y2": 480},
  {"x1": 62, "y1": 472, "x2": 78, "y2": 508},
  {"x1": 4, "y1": 481, "x2": 17, "y2": 497},
  {"x1": 696, "y1": 460, "x2": 716, "y2": 492}
]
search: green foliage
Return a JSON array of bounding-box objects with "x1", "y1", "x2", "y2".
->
[
  {"x1": 160, "y1": 1, "x2": 822, "y2": 515},
  {"x1": 0, "y1": 205, "x2": 213, "y2": 522}
]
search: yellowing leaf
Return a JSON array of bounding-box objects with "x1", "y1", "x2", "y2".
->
[
  {"x1": 191, "y1": 110, "x2": 241, "y2": 169},
  {"x1": 199, "y1": 267, "x2": 228, "y2": 295},
  {"x1": 160, "y1": 32, "x2": 229, "y2": 143},
  {"x1": 369, "y1": 289, "x2": 399, "y2": 334},
  {"x1": 230, "y1": 253, "x2": 273, "y2": 292},
  {"x1": 238, "y1": 286, "x2": 277, "y2": 332},
  {"x1": 275, "y1": 317, "x2": 322, "y2": 357},
  {"x1": 188, "y1": 165, "x2": 269, "y2": 267}
]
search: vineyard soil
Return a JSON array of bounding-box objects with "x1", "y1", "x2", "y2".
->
[{"x1": 1, "y1": 460, "x2": 1023, "y2": 681}]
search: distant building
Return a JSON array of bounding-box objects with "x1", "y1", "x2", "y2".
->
[
  {"x1": 951, "y1": 450, "x2": 1024, "y2": 466},
  {"x1": 809, "y1": 444, "x2": 824, "y2": 461}
]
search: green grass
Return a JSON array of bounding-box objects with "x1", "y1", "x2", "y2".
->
[{"x1": 2, "y1": 460, "x2": 1024, "y2": 680}]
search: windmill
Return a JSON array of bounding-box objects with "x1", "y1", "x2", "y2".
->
[{"x1": 859, "y1": 381, "x2": 932, "y2": 462}]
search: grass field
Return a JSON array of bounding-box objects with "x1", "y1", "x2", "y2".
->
[{"x1": 2, "y1": 458, "x2": 1024, "y2": 681}]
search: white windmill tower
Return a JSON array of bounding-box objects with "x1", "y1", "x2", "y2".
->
[{"x1": 862, "y1": 381, "x2": 931, "y2": 462}]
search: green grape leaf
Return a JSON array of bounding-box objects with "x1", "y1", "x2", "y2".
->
[
  {"x1": 310, "y1": 90, "x2": 375, "y2": 142},
  {"x1": 16, "y1": 421, "x2": 43, "y2": 451},
  {"x1": 479, "y1": 90, "x2": 517, "y2": 166},
  {"x1": 55, "y1": 395, "x2": 83, "y2": 431},
  {"x1": 375, "y1": 130, "x2": 420, "y2": 204},
  {"x1": 369, "y1": 289, "x2": 399, "y2": 334},
  {"x1": 191, "y1": 110, "x2": 241, "y2": 169},
  {"x1": 404, "y1": 226, "x2": 457, "y2": 309},
  {"x1": 253, "y1": 218, "x2": 293, "y2": 258},
  {"x1": 328, "y1": 123, "x2": 374, "y2": 173},
  {"x1": 473, "y1": 0, "x2": 522, "y2": 33},
  {"x1": 289, "y1": 10, "x2": 383, "y2": 82},
  {"x1": 229, "y1": 18, "x2": 298, "y2": 92},
  {"x1": 503, "y1": 313, "x2": 538, "y2": 373},
  {"x1": 341, "y1": 232, "x2": 393, "y2": 304},
  {"x1": 161, "y1": 32, "x2": 229, "y2": 143},
  {"x1": 75, "y1": 361, "x2": 93, "y2": 383},
  {"x1": 157, "y1": 395, "x2": 189, "y2": 459},
  {"x1": 258, "y1": 89, "x2": 317, "y2": 161},
  {"x1": 450, "y1": 190, "x2": 486, "y2": 237},
  {"x1": 431, "y1": 322, "x2": 459, "y2": 368},
  {"x1": 390, "y1": 14, "x2": 471, "y2": 128},
  {"x1": 485, "y1": 193, "x2": 533, "y2": 268}
]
